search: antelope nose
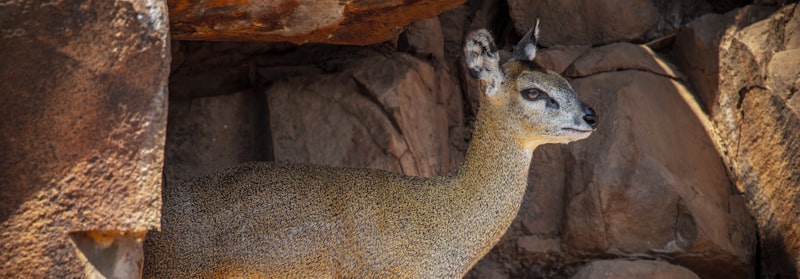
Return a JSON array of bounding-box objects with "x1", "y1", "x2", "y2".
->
[{"x1": 582, "y1": 103, "x2": 597, "y2": 128}]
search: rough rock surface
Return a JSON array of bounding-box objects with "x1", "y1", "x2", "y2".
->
[
  {"x1": 570, "y1": 260, "x2": 700, "y2": 279},
  {"x1": 508, "y1": 0, "x2": 660, "y2": 46},
  {"x1": 402, "y1": 18, "x2": 446, "y2": 61},
  {"x1": 566, "y1": 60, "x2": 754, "y2": 279},
  {"x1": 708, "y1": 4, "x2": 800, "y2": 277},
  {"x1": 267, "y1": 54, "x2": 464, "y2": 177},
  {"x1": 169, "y1": 0, "x2": 466, "y2": 45},
  {"x1": 507, "y1": 0, "x2": 725, "y2": 47},
  {"x1": 564, "y1": 43, "x2": 681, "y2": 79},
  {"x1": 673, "y1": 4, "x2": 800, "y2": 277},
  {"x1": 671, "y1": 5, "x2": 777, "y2": 112},
  {"x1": 164, "y1": 90, "x2": 270, "y2": 184},
  {"x1": 0, "y1": 0, "x2": 170, "y2": 277}
]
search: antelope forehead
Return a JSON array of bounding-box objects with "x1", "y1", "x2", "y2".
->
[{"x1": 516, "y1": 71, "x2": 567, "y2": 93}]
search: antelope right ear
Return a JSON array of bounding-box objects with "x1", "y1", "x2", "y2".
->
[
  {"x1": 464, "y1": 29, "x2": 504, "y2": 97},
  {"x1": 511, "y1": 19, "x2": 540, "y2": 62}
]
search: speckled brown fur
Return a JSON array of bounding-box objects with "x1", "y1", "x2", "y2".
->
[{"x1": 144, "y1": 26, "x2": 596, "y2": 278}]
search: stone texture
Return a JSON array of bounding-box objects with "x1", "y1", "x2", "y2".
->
[
  {"x1": 570, "y1": 260, "x2": 700, "y2": 279},
  {"x1": 565, "y1": 43, "x2": 681, "y2": 79},
  {"x1": 535, "y1": 47, "x2": 590, "y2": 75},
  {"x1": 508, "y1": 0, "x2": 661, "y2": 46},
  {"x1": 703, "y1": 4, "x2": 800, "y2": 277},
  {"x1": 164, "y1": 90, "x2": 270, "y2": 185},
  {"x1": 0, "y1": 0, "x2": 169, "y2": 277},
  {"x1": 671, "y1": 5, "x2": 778, "y2": 112},
  {"x1": 506, "y1": 0, "x2": 730, "y2": 47},
  {"x1": 402, "y1": 18, "x2": 446, "y2": 62},
  {"x1": 267, "y1": 53, "x2": 464, "y2": 177},
  {"x1": 469, "y1": 259, "x2": 508, "y2": 279},
  {"x1": 563, "y1": 44, "x2": 754, "y2": 279},
  {"x1": 162, "y1": 33, "x2": 466, "y2": 184},
  {"x1": 169, "y1": 0, "x2": 466, "y2": 45}
]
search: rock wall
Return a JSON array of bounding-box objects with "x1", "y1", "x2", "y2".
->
[
  {"x1": 0, "y1": 0, "x2": 170, "y2": 278},
  {"x1": 163, "y1": 32, "x2": 468, "y2": 185},
  {"x1": 675, "y1": 4, "x2": 800, "y2": 277}
]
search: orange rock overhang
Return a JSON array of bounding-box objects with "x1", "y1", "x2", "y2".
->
[{"x1": 168, "y1": 0, "x2": 467, "y2": 45}]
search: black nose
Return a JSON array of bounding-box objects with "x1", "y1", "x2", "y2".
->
[{"x1": 582, "y1": 103, "x2": 597, "y2": 128}]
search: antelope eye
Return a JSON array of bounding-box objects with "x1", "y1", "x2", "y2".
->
[
  {"x1": 521, "y1": 88, "x2": 542, "y2": 101},
  {"x1": 546, "y1": 97, "x2": 560, "y2": 109}
]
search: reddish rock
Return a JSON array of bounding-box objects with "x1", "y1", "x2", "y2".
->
[
  {"x1": 561, "y1": 43, "x2": 755, "y2": 279},
  {"x1": 517, "y1": 236, "x2": 562, "y2": 259},
  {"x1": 169, "y1": 0, "x2": 466, "y2": 45},
  {"x1": 267, "y1": 53, "x2": 464, "y2": 176},
  {"x1": 705, "y1": 4, "x2": 800, "y2": 277},
  {"x1": 520, "y1": 146, "x2": 572, "y2": 239},
  {"x1": 671, "y1": 5, "x2": 777, "y2": 112},
  {"x1": 766, "y1": 50, "x2": 800, "y2": 101},
  {"x1": 507, "y1": 0, "x2": 660, "y2": 46},
  {"x1": 0, "y1": 0, "x2": 169, "y2": 277},
  {"x1": 565, "y1": 43, "x2": 681, "y2": 79},
  {"x1": 535, "y1": 46, "x2": 590, "y2": 75},
  {"x1": 403, "y1": 18, "x2": 446, "y2": 61},
  {"x1": 571, "y1": 260, "x2": 700, "y2": 279}
]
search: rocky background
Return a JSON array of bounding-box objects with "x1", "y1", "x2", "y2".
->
[
  {"x1": 1, "y1": 0, "x2": 169, "y2": 277},
  {"x1": 2, "y1": 0, "x2": 799, "y2": 278}
]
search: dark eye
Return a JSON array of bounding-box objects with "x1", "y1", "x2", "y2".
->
[
  {"x1": 521, "y1": 88, "x2": 560, "y2": 109},
  {"x1": 521, "y1": 88, "x2": 542, "y2": 101},
  {"x1": 546, "y1": 96, "x2": 559, "y2": 109}
]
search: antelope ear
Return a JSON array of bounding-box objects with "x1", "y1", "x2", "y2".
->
[
  {"x1": 464, "y1": 29, "x2": 504, "y2": 97},
  {"x1": 511, "y1": 19, "x2": 540, "y2": 62}
]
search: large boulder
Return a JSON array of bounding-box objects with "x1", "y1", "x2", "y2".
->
[
  {"x1": 563, "y1": 43, "x2": 754, "y2": 279},
  {"x1": 570, "y1": 260, "x2": 700, "y2": 279},
  {"x1": 169, "y1": 0, "x2": 466, "y2": 45},
  {"x1": 0, "y1": 0, "x2": 170, "y2": 277},
  {"x1": 267, "y1": 53, "x2": 465, "y2": 177},
  {"x1": 163, "y1": 16, "x2": 465, "y2": 181}
]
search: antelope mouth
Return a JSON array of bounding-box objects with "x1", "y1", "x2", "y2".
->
[{"x1": 562, "y1": 127, "x2": 593, "y2": 133}]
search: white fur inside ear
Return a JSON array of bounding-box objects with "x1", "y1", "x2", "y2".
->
[
  {"x1": 524, "y1": 18, "x2": 541, "y2": 61},
  {"x1": 523, "y1": 44, "x2": 537, "y2": 61}
]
